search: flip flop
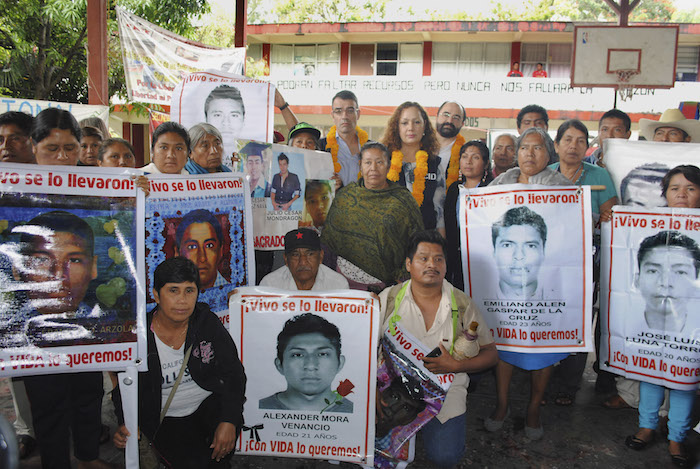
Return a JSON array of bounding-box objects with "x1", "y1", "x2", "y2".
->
[
  {"x1": 603, "y1": 394, "x2": 632, "y2": 409},
  {"x1": 554, "y1": 393, "x2": 574, "y2": 406},
  {"x1": 625, "y1": 433, "x2": 654, "y2": 450}
]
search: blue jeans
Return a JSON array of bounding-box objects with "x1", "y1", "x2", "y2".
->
[
  {"x1": 639, "y1": 381, "x2": 695, "y2": 443},
  {"x1": 420, "y1": 413, "x2": 466, "y2": 469}
]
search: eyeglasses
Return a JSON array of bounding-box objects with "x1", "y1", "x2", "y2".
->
[
  {"x1": 439, "y1": 111, "x2": 463, "y2": 123},
  {"x1": 332, "y1": 107, "x2": 358, "y2": 116}
]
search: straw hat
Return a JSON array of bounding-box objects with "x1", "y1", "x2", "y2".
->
[{"x1": 639, "y1": 108, "x2": 700, "y2": 142}]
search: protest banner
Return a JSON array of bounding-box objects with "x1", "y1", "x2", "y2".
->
[
  {"x1": 605, "y1": 140, "x2": 700, "y2": 208},
  {"x1": 237, "y1": 140, "x2": 335, "y2": 250},
  {"x1": 116, "y1": 7, "x2": 245, "y2": 105},
  {"x1": 600, "y1": 206, "x2": 700, "y2": 391},
  {"x1": 460, "y1": 184, "x2": 593, "y2": 352},
  {"x1": 375, "y1": 323, "x2": 453, "y2": 469},
  {"x1": 0, "y1": 164, "x2": 146, "y2": 376},
  {"x1": 229, "y1": 287, "x2": 378, "y2": 465},
  {"x1": 0, "y1": 98, "x2": 108, "y2": 125},
  {"x1": 144, "y1": 173, "x2": 254, "y2": 318},
  {"x1": 171, "y1": 71, "x2": 275, "y2": 166}
]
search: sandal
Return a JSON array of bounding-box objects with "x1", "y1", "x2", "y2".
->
[
  {"x1": 671, "y1": 453, "x2": 691, "y2": 468},
  {"x1": 554, "y1": 393, "x2": 574, "y2": 406},
  {"x1": 625, "y1": 432, "x2": 654, "y2": 451},
  {"x1": 17, "y1": 434, "x2": 36, "y2": 460}
]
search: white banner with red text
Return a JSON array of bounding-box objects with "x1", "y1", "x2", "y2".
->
[
  {"x1": 600, "y1": 206, "x2": 700, "y2": 391},
  {"x1": 0, "y1": 164, "x2": 146, "y2": 376},
  {"x1": 229, "y1": 287, "x2": 378, "y2": 465},
  {"x1": 459, "y1": 184, "x2": 594, "y2": 353},
  {"x1": 144, "y1": 173, "x2": 254, "y2": 318},
  {"x1": 170, "y1": 71, "x2": 275, "y2": 164},
  {"x1": 116, "y1": 7, "x2": 245, "y2": 105}
]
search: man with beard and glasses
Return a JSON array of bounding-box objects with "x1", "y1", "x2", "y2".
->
[{"x1": 435, "y1": 101, "x2": 467, "y2": 187}]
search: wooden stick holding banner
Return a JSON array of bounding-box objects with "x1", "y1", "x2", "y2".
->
[{"x1": 118, "y1": 366, "x2": 139, "y2": 468}]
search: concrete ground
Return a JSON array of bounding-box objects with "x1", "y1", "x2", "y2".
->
[{"x1": 2, "y1": 354, "x2": 698, "y2": 469}]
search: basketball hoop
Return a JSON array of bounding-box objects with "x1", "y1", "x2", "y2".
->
[{"x1": 615, "y1": 69, "x2": 639, "y2": 102}]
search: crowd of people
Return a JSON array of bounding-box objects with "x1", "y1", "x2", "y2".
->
[{"x1": 0, "y1": 91, "x2": 699, "y2": 469}]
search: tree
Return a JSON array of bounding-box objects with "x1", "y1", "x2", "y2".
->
[
  {"x1": 0, "y1": 0, "x2": 207, "y2": 103},
  {"x1": 0, "y1": 0, "x2": 89, "y2": 101},
  {"x1": 254, "y1": 0, "x2": 389, "y2": 24}
]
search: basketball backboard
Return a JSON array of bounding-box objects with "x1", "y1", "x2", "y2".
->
[{"x1": 571, "y1": 26, "x2": 678, "y2": 89}]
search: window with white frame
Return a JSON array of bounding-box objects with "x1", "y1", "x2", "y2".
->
[
  {"x1": 432, "y1": 42, "x2": 510, "y2": 77},
  {"x1": 270, "y1": 44, "x2": 339, "y2": 76},
  {"x1": 376, "y1": 43, "x2": 423, "y2": 76},
  {"x1": 521, "y1": 43, "x2": 572, "y2": 78},
  {"x1": 677, "y1": 45, "x2": 699, "y2": 82}
]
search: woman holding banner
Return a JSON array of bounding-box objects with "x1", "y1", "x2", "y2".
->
[
  {"x1": 548, "y1": 119, "x2": 618, "y2": 406},
  {"x1": 381, "y1": 102, "x2": 446, "y2": 236},
  {"x1": 485, "y1": 127, "x2": 570, "y2": 440},
  {"x1": 624, "y1": 164, "x2": 700, "y2": 467},
  {"x1": 113, "y1": 258, "x2": 246, "y2": 468},
  {"x1": 444, "y1": 140, "x2": 494, "y2": 288},
  {"x1": 322, "y1": 141, "x2": 423, "y2": 290}
]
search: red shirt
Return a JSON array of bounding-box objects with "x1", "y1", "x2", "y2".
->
[
  {"x1": 507, "y1": 70, "x2": 523, "y2": 77},
  {"x1": 532, "y1": 69, "x2": 548, "y2": 78}
]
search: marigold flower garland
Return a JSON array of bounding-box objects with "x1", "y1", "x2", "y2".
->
[
  {"x1": 445, "y1": 134, "x2": 466, "y2": 188},
  {"x1": 325, "y1": 126, "x2": 369, "y2": 174},
  {"x1": 388, "y1": 149, "x2": 429, "y2": 206}
]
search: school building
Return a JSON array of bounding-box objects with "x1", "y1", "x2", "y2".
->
[{"x1": 243, "y1": 19, "x2": 700, "y2": 140}]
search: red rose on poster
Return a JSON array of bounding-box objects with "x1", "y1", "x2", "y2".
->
[{"x1": 337, "y1": 379, "x2": 354, "y2": 397}]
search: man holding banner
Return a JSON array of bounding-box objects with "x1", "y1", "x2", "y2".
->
[{"x1": 379, "y1": 230, "x2": 497, "y2": 468}]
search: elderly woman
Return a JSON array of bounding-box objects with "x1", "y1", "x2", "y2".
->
[
  {"x1": 485, "y1": 126, "x2": 570, "y2": 440},
  {"x1": 624, "y1": 164, "x2": 700, "y2": 467},
  {"x1": 113, "y1": 257, "x2": 246, "y2": 468},
  {"x1": 444, "y1": 140, "x2": 494, "y2": 287},
  {"x1": 185, "y1": 123, "x2": 232, "y2": 174},
  {"x1": 382, "y1": 102, "x2": 446, "y2": 236},
  {"x1": 322, "y1": 141, "x2": 424, "y2": 290},
  {"x1": 141, "y1": 122, "x2": 190, "y2": 174}
]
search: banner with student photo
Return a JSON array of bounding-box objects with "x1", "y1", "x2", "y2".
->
[
  {"x1": 605, "y1": 140, "x2": 700, "y2": 208},
  {"x1": 237, "y1": 140, "x2": 335, "y2": 250},
  {"x1": 459, "y1": 184, "x2": 594, "y2": 353},
  {"x1": 144, "y1": 173, "x2": 254, "y2": 318},
  {"x1": 0, "y1": 164, "x2": 146, "y2": 376},
  {"x1": 170, "y1": 71, "x2": 275, "y2": 166},
  {"x1": 229, "y1": 287, "x2": 379, "y2": 466},
  {"x1": 116, "y1": 7, "x2": 245, "y2": 105},
  {"x1": 600, "y1": 206, "x2": 700, "y2": 391}
]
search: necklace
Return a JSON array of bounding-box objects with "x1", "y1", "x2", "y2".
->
[
  {"x1": 388, "y1": 149, "x2": 429, "y2": 206},
  {"x1": 561, "y1": 163, "x2": 585, "y2": 185},
  {"x1": 152, "y1": 312, "x2": 187, "y2": 349},
  {"x1": 325, "y1": 126, "x2": 369, "y2": 174},
  {"x1": 445, "y1": 134, "x2": 466, "y2": 188}
]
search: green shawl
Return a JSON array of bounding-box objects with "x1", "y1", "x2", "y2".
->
[{"x1": 321, "y1": 180, "x2": 424, "y2": 284}]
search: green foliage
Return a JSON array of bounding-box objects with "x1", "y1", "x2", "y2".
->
[{"x1": 266, "y1": 0, "x2": 389, "y2": 23}]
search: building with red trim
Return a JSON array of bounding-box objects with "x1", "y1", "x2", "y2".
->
[{"x1": 245, "y1": 19, "x2": 700, "y2": 140}]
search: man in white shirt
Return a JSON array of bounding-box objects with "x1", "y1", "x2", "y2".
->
[
  {"x1": 378, "y1": 230, "x2": 497, "y2": 468},
  {"x1": 259, "y1": 229, "x2": 348, "y2": 291}
]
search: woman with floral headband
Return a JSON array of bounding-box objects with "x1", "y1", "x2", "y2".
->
[{"x1": 381, "y1": 102, "x2": 446, "y2": 237}]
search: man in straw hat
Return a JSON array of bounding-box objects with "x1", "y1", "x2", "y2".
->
[{"x1": 639, "y1": 108, "x2": 700, "y2": 143}]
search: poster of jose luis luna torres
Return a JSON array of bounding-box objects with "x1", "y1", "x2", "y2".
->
[
  {"x1": 460, "y1": 185, "x2": 594, "y2": 353},
  {"x1": 0, "y1": 164, "x2": 146, "y2": 376},
  {"x1": 601, "y1": 206, "x2": 700, "y2": 390},
  {"x1": 229, "y1": 287, "x2": 379, "y2": 465}
]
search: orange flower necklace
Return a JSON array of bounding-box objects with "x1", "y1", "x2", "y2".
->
[
  {"x1": 325, "y1": 126, "x2": 369, "y2": 174},
  {"x1": 445, "y1": 134, "x2": 466, "y2": 188},
  {"x1": 387, "y1": 149, "x2": 430, "y2": 206}
]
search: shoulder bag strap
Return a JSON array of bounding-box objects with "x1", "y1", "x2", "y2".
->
[{"x1": 159, "y1": 343, "x2": 193, "y2": 423}]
